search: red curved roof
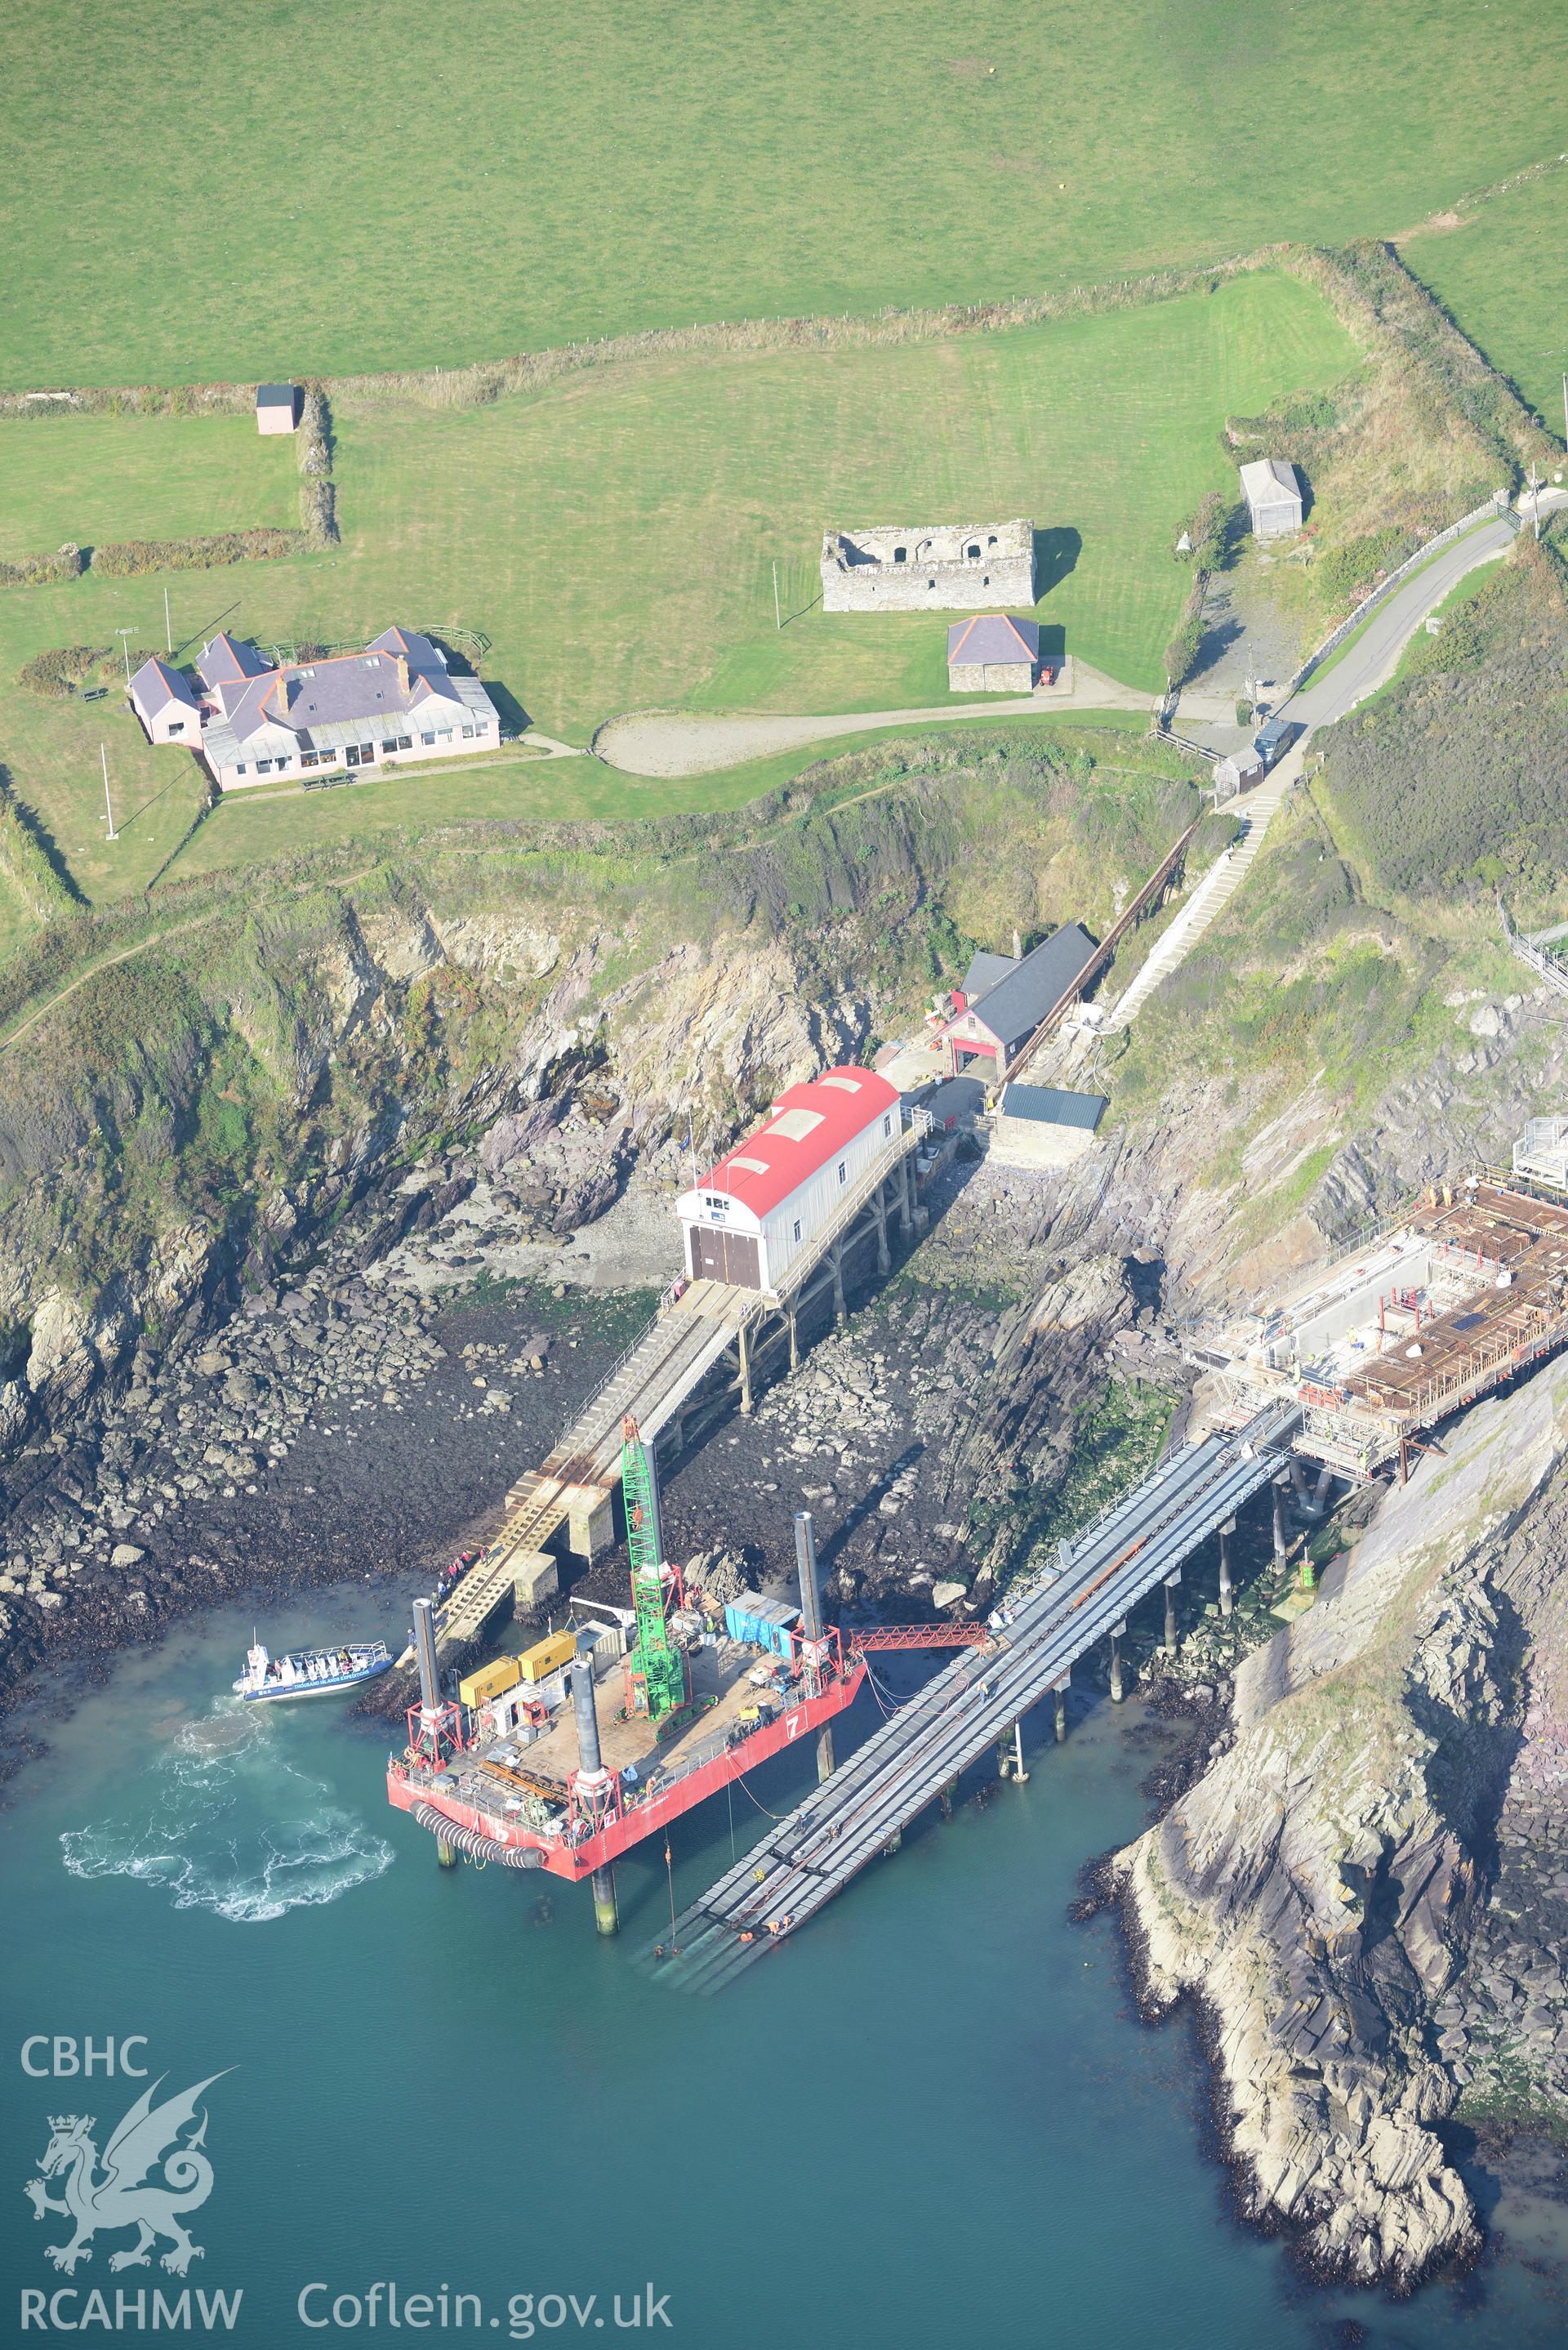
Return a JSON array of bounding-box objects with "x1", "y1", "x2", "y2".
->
[{"x1": 695, "y1": 1066, "x2": 901, "y2": 1219}]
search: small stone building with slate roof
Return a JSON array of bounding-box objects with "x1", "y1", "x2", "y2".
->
[
  {"x1": 988, "y1": 1081, "x2": 1107, "y2": 1170},
  {"x1": 946, "y1": 613, "x2": 1041, "y2": 692},
  {"x1": 128, "y1": 656, "x2": 202, "y2": 744},
  {"x1": 1238, "y1": 458, "x2": 1303, "y2": 539},
  {"x1": 256, "y1": 383, "x2": 299, "y2": 435},
  {"x1": 936, "y1": 922, "x2": 1100, "y2": 1077}
]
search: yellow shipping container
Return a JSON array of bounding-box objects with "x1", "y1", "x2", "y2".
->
[
  {"x1": 458, "y1": 1655, "x2": 521, "y2": 1710},
  {"x1": 517, "y1": 1630, "x2": 577, "y2": 1683}
]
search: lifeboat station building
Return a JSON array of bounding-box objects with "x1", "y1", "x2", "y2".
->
[{"x1": 676, "y1": 1068, "x2": 903, "y2": 1295}]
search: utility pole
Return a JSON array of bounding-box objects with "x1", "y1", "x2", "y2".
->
[
  {"x1": 163, "y1": 585, "x2": 172, "y2": 654},
  {"x1": 773, "y1": 561, "x2": 782, "y2": 632},
  {"x1": 1561, "y1": 370, "x2": 1567, "y2": 459},
  {"x1": 100, "y1": 744, "x2": 118, "y2": 842},
  {"x1": 1527, "y1": 462, "x2": 1544, "y2": 541},
  {"x1": 115, "y1": 627, "x2": 135, "y2": 684}
]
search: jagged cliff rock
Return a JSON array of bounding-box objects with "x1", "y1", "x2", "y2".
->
[
  {"x1": 0, "y1": 901, "x2": 869, "y2": 1456},
  {"x1": 1114, "y1": 1353, "x2": 1568, "y2": 2288}
]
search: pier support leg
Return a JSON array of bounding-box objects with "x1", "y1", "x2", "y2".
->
[
  {"x1": 1218, "y1": 1521, "x2": 1235, "y2": 1621},
  {"x1": 1272, "y1": 1478, "x2": 1288, "y2": 1564},
  {"x1": 831, "y1": 1242, "x2": 846, "y2": 1324},
  {"x1": 737, "y1": 1320, "x2": 754, "y2": 1416},
  {"x1": 1312, "y1": 1464, "x2": 1334, "y2": 1517},
  {"x1": 1054, "y1": 1670, "x2": 1070, "y2": 1746},
  {"x1": 590, "y1": 1865, "x2": 620, "y2": 1938},
  {"x1": 1163, "y1": 1570, "x2": 1182, "y2": 1658},
  {"x1": 1108, "y1": 1621, "x2": 1127, "y2": 1704},
  {"x1": 900, "y1": 1153, "x2": 914, "y2": 1235},
  {"x1": 435, "y1": 1835, "x2": 459, "y2": 1869},
  {"x1": 1289, "y1": 1459, "x2": 1311, "y2": 1514},
  {"x1": 1012, "y1": 1720, "x2": 1028, "y2": 1783},
  {"x1": 939, "y1": 1777, "x2": 959, "y2": 1820},
  {"x1": 788, "y1": 1309, "x2": 800, "y2": 1373},
  {"x1": 875, "y1": 1189, "x2": 892, "y2": 1278},
  {"x1": 816, "y1": 1724, "x2": 835, "y2": 1784},
  {"x1": 882, "y1": 1828, "x2": 902, "y2": 1856}
]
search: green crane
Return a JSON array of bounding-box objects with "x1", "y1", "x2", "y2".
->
[{"x1": 621, "y1": 1416, "x2": 688, "y2": 1723}]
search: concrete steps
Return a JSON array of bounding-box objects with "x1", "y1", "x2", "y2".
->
[{"x1": 1108, "y1": 757, "x2": 1300, "y2": 1028}]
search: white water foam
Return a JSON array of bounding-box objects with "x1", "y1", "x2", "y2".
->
[{"x1": 60, "y1": 1706, "x2": 394, "y2": 1922}]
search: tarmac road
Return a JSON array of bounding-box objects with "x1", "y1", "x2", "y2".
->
[{"x1": 1289, "y1": 514, "x2": 1517, "y2": 729}]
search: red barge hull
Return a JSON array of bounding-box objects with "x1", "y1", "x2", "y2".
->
[{"x1": 386, "y1": 1662, "x2": 866, "y2": 1881}]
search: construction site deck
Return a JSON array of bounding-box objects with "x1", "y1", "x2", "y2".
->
[
  {"x1": 387, "y1": 1630, "x2": 865, "y2": 1881},
  {"x1": 1205, "y1": 1179, "x2": 1568, "y2": 1475}
]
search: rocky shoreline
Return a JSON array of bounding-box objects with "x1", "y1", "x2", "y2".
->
[{"x1": 1111, "y1": 1354, "x2": 1568, "y2": 2292}]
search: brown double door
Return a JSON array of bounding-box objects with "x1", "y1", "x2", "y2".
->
[{"x1": 690, "y1": 1226, "x2": 762, "y2": 1288}]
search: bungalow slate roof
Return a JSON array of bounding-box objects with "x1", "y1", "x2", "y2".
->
[
  {"x1": 997, "y1": 1081, "x2": 1107, "y2": 1131},
  {"x1": 196, "y1": 631, "x2": 270, "y2": 689},
  {"x1": 129, "y1": 656, "x2": 198, "y2": 716},
  {"x1": 961, "y1": 921, "x2": 1099, "y2": 1049},
  {"x1": 218, "y1": 645, "x2": 469, "y2": 747},
  {"x1": 946, "y1": 615, "x2": 1041, "y2": 667}
]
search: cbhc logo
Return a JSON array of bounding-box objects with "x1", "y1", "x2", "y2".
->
[{"x1": 20, "y1": 2037, "x2": 149, "y2": 2077}]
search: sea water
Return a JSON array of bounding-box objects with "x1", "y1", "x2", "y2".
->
[{"x1": 2, "y1": 1587, "x2": 1565, "y2": 2349}]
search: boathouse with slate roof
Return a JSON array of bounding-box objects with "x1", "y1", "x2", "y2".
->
[{"x1": 937, "y1": 922, "x2": 1100, "y2": 1077}]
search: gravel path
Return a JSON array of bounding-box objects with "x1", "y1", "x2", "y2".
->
[{"x1": 594, "y1": 662, "x2": 1153, "y2": 778}]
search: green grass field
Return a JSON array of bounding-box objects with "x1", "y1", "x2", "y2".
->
[
  {"x1": 3, "y1": 0, "x2": 1564, "y2": 390},
  {"x1": 0, "y1": 270, "x2": 1354, "y2": 912},
  {"x1": 1401, "y1": 168, "x2": 1568, "y2": 432},
  {"x1": 0, "y1": 415, "x2": 300, "y2": 562}
]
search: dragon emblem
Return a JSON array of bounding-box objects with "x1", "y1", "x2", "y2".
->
[{"x1": 24, "y1": 2073, "x2": 229, "y2": 2276}]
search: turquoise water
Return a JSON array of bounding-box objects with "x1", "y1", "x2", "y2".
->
[{"x1": 3, "y1": 1588, "x2": 1566, "y2": 2348}]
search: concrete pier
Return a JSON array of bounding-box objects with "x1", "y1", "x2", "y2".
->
[
  {"x1": 1272, "y1": 1477, "x2": 1288, "y2": 1564},
  {"x1": 1108, "y1": 1621, "x2": 1127, "y2": 1703},
  {"x1": 1163, "y1": 1569, "x2": 1181, "y2": 1657},
  {"x1": 1053, "y1": 1670, "x2": 1070, "y2": 1744},
  {"x1": 1218, "y1": 1519, "x2": 1235, "y2": 1619}
]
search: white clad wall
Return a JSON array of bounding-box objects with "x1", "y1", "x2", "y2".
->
[{"x1": 756, "y1": 1101, "x2": 898, "y2": 1288}]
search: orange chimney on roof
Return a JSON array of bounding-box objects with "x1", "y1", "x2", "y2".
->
[{"x1": 395, "y1": 653, "x2": 410, "y2": 698}]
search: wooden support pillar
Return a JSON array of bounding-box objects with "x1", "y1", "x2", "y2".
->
[
  {"x1": 1218, "y1": 1520, "x2": 1236, "y2": 1620},
  {"x1": 1163, "y1": 1569, "x2": 1181, "y2": 1657},
  {"x1": 899, "y1": 1151, "x2": 914, "y2": 1233},
  {"x1": 737, "y1": 1319, "x2": 754, "y2": 1416}
]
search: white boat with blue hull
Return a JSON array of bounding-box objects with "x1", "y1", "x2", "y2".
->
[{"x1": 234, "y1": 1638, "x2": 393, "y2": 1702}]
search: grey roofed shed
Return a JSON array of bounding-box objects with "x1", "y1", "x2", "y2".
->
[
  {"x1": 945, "y1": 614, "x2": 1041, "y2": 667},
  {"x1": 996, "y1": 1082, "x2": 1107, "y2": 1131},
  {"x1": 964, "y1": 922, "x2": 1100, "y2": 1052},
  {"x1": 256, "y1": 383, "x2": 296, "y2": 408}
]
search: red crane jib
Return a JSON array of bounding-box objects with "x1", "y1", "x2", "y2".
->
[{"x1": 849, "y1": 1624, "x2": 991, "y2": 1651}]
